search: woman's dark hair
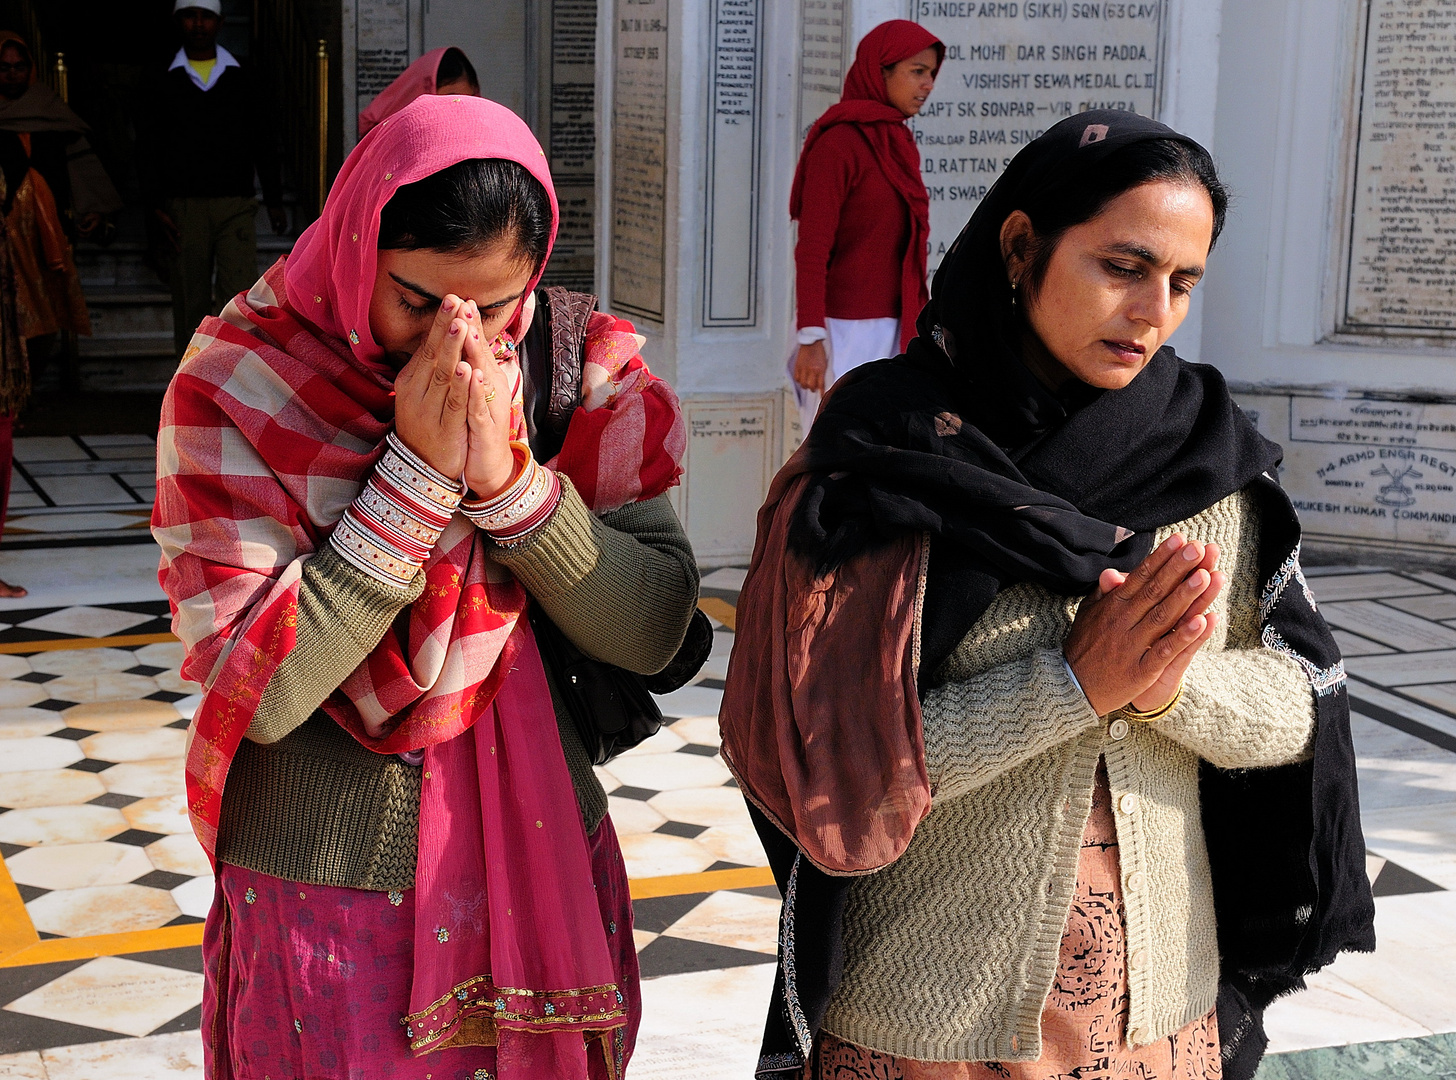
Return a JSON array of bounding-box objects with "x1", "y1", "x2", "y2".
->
[
  {"x1": 1010, "y1": 138, "x2": 1228, "y2": 301},
  {"x1": 378, "y1": 158, "x2": 552, "y2": 273},
  {"x1": 436, "y1": 47, "x2": 478, "y2": 89}
]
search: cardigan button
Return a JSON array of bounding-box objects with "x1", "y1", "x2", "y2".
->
[
  {"x1": 1130, "y1": 1027, "x2": 1148, "y2": 1045},
  {"x1": 1108, "y1": 718, "x2": 1130, "y2": 741},
  {"x1": 1126, "y1": 870, "x2": 1147, "y2": 893},
  {"x1": 1119, "y1": 793, "x2": 1140, "y2": 815},
  {"x1": 1129, "y1": 947, "x2": 1148, "y2": 972}
]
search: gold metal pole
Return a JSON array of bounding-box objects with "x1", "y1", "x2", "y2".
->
[
  {"x1": 317, "y1": 40, "x2": 329, "y2": 217},
  {"x1": 54, "y1": 51, "x2": 67, "y2": 103}
]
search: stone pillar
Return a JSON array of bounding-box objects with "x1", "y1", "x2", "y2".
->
[
  {"x1": 594, "y1": 0, "x2": 1229, "y2": 563},
  {"x1": 340, "y1": 0, "x2": 528, "y2": 155},
  {"x1": 340, "y1": 1, "x2": 597, "y2": 289},
  {"x1": 598, "y1": 0, "x2": 803, "y2": 564},
  {"x1": 422, "y1": 0, "x2": 529, "y2": 116}
]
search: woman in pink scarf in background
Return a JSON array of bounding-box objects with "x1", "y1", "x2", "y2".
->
[
  {"x1": 358, "y1": 46, "x2": 481, "y2": 137},
  {"x1": 155, "y1": 93, "x2": 693, "y2": 1078}
]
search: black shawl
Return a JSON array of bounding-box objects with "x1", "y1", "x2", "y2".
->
[{"x1": 752, "y1": 110, "x2": 1375, "y2": 1080}]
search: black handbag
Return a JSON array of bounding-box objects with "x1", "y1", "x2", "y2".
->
[
  {"x1": 529, "y1": 605, "x2": 715, "y2": 765},
  {"x1": 517, "y1": 285, "x2": 716, "y2": 763}
]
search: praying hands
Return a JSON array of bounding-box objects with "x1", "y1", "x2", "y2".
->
[{"x1": 391, "y1": 293, "x2": 520, "y2": 499}]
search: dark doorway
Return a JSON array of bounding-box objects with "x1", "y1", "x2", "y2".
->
[{"x1": 0, "y1": 0, "x2": 341, "y2": 435}]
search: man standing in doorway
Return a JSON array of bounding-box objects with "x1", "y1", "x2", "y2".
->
[{"x1": 141, "y1": 0, "x2": 285, "y2": 358}]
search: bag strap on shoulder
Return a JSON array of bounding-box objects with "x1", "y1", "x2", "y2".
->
[{"x1": 541, "y1": 285, "x2": 598, "y2": 436}]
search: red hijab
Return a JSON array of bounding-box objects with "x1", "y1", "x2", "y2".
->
[{"x1": 789, "y1": 20, "x2": 942, "y2": 352}]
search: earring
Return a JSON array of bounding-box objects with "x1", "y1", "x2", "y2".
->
[{"x1": 1010, "y1": 280, "x2": 1020, "y2": 309}]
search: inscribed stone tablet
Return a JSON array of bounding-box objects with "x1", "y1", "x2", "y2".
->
[
  {"x1": 1239, "y1": 391, "x2": 1456, "y2": 555},
  {"x1": 799, "y1": 0, "x2": 847, "y2": 140},
  {"x1": 913, "y1": 2, "x2": 1166, "y2": 276},
  {"x1": 1345, "y1": 0, "x2": 1456, "y2": 333},
  {"x1": 703, "y1": 0, "x2": 763, "y2": 327},
  {"x1": 543, "y1": 0, "x2": 598, "y2": 291},
  {"x1": 611, "y1": 0, "x2": 669, "y2": 323},
  {"x1": 355, "y1": 0, "x2": 412, "y2": 128}
]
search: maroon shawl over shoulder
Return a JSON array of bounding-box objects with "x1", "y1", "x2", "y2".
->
[{"x1": 718, "y1": 450, "x2": 931, "y2": 875}]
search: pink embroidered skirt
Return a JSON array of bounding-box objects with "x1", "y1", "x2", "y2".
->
[
  {"x1": 811, "y1": 767, "x2": 1222, "y2": 1080},
  {"x1": 201, "y1": 815, "x2": 641, "y2": 1079}
]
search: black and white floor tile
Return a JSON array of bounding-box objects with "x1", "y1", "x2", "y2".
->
[
  {"x1": 0, "y1": 547, "x2": 1450, "y2": 1075},
  {"x1": 4, "y1": 437, "x2": 156, "y2": 550}
]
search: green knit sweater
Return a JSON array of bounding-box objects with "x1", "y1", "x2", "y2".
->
[
  {"x1": 821, "y1": 488, "x2": 1318, "y2": 1062},
  {"x1": 216, "y1": 478, "x2": 699, "y2": 891}
]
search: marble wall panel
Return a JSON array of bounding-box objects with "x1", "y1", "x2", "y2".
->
[{"x1": 1238, "y1": 391, "x2": 1456, "y2": 558}]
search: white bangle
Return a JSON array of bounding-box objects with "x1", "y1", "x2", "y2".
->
[{"x1": 459, "y1": 445, "x2": 561, "y2": 542}]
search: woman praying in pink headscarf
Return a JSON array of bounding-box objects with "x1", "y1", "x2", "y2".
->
[{"x1": 154, "y1": 93, "x2": 696, "y2": 1078}]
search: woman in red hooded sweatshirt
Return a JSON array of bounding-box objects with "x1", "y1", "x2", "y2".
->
[{"x1": 790, "y1": 21, "x2": 943, "y2": 429}]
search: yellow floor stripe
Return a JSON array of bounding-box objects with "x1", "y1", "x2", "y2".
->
[
  {"x1": 0, "y1": 924, "x2": 204, "y2": 968},
  {"x1": 629, "y1": 865, "x2": 774, "y2": 899},
  {"x1": 696, "y1": 596, "x2": 737, "y2": 632},
  {"x1": 0, "y1": 852, "x2": 38, "y2": 957},
  {"x1": 0, "y1": 873, "x2": 780, "y2": 972},
  {"x1": 0, "y1": 867, "x2": 777, "y2": 967},
  {"x1": 0, "y1": 599, "x2": 757, "y2": 966},
  {"x1": 0, "y1": 631, "x2": 178, "y2": 655}
]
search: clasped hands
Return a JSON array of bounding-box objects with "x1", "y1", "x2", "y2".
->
[
  {"x1": 1064, "y1": 534, "x2": 1225, "y2": 717},
  {"x1": 392, "y1": 294, "x2": 518, "y2": 501}
]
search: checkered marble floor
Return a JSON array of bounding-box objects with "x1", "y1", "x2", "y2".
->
[
  {"x1": 4, "y1": 437, "x2": 156, "y2": 550},
  {"x1": 0, "y1": 559, "x2": 775, "y2": 1076},
  {"x1": 0, "y1": 553, "x2": 1446, "y2": 1077}
]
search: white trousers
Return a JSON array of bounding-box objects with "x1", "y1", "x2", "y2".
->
[{"x1": 790, "y1": 316, "x2": 901, "y2": 438}]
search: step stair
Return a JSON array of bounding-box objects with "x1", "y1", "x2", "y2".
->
[{"x1": 68, "y1": 206, "x2": 299, "y2": 393}]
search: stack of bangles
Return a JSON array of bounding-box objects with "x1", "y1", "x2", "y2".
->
[
  {"x1": 458, "y1": 440, "x2": 562, "y2": 544},
  {"x1": 1118, "y1": 685, "x2": 1183, "y2": 723},
  {"x1": 331, "y1": 432, "x2": 464, "y2": 587}
]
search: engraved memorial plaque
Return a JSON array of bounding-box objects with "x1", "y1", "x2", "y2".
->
[
  {"x1": 1344, "y1": 0, "x2": 1456, "y2": 334},
  {"x1": 913, "y1": 2, "x2": 1167, "y2": 276},
  {"x1": 353, "y1": 0, "x2": 414, "y2": 136},
  {"x1": 610, "y1": 0, "x2": 669, "y2": 323},
  {"x1": 703, "y1": 0, "x2": 763, "y2": 327},
  {"x1": 1239, "y1": 391, "x2": 1456, "y2": 554},
  {"x1": 683, "y1": 403, "x2": 777, "y2": 558},
  {"x1": 544, "y1": 0, "x2": 598, "y2": 291},
  {"x1": 798, "y1": 0, "x2": 847, "y2": 140}
]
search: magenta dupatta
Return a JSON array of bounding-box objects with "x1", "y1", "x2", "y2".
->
[{"x1": 408, "y1": 624, "x2": 625, "y2": 1068}]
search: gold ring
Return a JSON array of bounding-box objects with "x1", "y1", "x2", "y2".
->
[{"x1": 483, "y1": 387, "x2": 497, "y2": 403}]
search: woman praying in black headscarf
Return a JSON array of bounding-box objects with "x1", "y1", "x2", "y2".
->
[{"x1": 720, "y1": 111, "x2": 1375, "y2": 1080}]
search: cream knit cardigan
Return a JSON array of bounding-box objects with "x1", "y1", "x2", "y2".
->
[{"x1": 822, "y1": 488, "x2": 1318, "y2": 1062}]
